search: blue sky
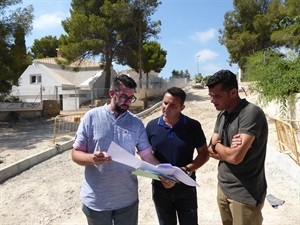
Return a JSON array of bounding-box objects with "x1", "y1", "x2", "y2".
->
[{"x1": 22, "y1": 0, "x2": 238, "y2": 79}]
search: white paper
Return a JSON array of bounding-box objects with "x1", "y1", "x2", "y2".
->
[
  {"x1": 94, "y1": 142, "x2": 103, "y2": 172},
  {"x1": 107, "y1": 141, "x2": 199, "y2": 187}
]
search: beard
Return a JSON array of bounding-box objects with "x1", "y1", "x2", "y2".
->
[{"x1": 114, "y1": 102, "x2": 129, "y2": 114}]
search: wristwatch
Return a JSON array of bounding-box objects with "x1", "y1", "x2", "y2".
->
[
  {"x1": 184, "y1": 166, "x2": 192, "y2": 176},
  {"x1": 211, "y1": 142, "x2": 219, "y2": 153}
]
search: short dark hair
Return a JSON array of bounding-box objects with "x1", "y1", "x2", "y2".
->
[
  {"x1": 206, "y1": 69, "x2": 238, "y2": 92},
  {"x1": 166, "y1": 87, "x2": 186, "y2": 105},
  {"x1": 111, "y1": 74, "x2": 137, "y2": 91}
]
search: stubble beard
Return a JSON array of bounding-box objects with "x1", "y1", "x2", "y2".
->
[{"x1": 114, "y1": 102, "x2": 129, "y2": 114}]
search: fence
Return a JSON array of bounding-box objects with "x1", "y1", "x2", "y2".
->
[
  {"x1": 274, "y1": 118, "x2": 300, "y2": 165},
  {"x1": 53, "y1": 113, "x2": 86, "y2": 144},
  {"x1": 0, "y1": 102, "x2": 43, "y2": 111}
]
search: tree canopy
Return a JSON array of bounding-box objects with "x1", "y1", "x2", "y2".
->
[
  {"x1": 125, "y1": 41, "x2": 166, "y2": 88},
  {"x1": 141, "y1": 41, "x2": 167, "y2": 74},
  {"x1": 245, "y1": 49, "x2": 300, "y2": 118},
  {"x1": 219, "y1": 0, "x2": 300, "y2": 69},
  {"x1": 58, "y1": 0, "x2": 162, "y2": 90},
  {"x1": 246, "y1": 50, "x2": 299, "y2": 100},
  {"x1": 171, "y1": 69, "x2": 190, "y2": 80},
  {"x1": 30, "y1": 35, "x2": 60, "y2": 59},
  {"x1": 0, "y1": 0, "x2": 34, "y2": 96},
  {"x1": 219, "y1": 0, "x2": 300, "y2": 118}
]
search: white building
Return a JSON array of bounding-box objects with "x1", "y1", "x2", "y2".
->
[{"x1": 11, "y1": 58, "x2": 117, "y2": 110}]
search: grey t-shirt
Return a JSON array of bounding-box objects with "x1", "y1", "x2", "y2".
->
[{"x1": 214, "y1": 99, "x2": 268, "y2": 205}]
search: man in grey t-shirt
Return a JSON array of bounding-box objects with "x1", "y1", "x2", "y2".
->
[{"x1": 206, "y1": 70, "x2": 268, "y2": 225}]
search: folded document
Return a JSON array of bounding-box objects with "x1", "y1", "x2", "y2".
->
[
  {"x1": 132, "y1": 168, "x2": 178, "y2": 183},
  {"x1": 107, "y1": 141, "x2": 199, "y2": 187}
]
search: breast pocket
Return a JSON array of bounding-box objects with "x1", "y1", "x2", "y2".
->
[
  {"x1": 116, "y1": 126, "x2": 136, "y2": 153},
  {"x1": 116, "y1": 126, "x2": 131, "y2": 141}
]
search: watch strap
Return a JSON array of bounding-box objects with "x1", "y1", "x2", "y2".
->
[
  {"x1": 184, "y1": 166, "x2": 192, "y2": 176},
  {"x1": 212, "y1": 142, "x2": 219, "y2": 153}
]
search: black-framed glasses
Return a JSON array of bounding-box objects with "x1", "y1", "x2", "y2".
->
[{"x1": 114, "y1": 92, "x2": 137, "y2": 103}]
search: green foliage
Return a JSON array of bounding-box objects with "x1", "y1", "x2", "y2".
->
[
  {"x1": 142, "y1": 41, "x2": 166, "y2": 72},
  {"x1": 126, "y1": 41, "x2": 166, "y2": 74},
  {"x1": 171, "y1": 69, "x2": 190, "y2": 80},
  {"x1": 219, "y1": 0, "x2": 300, "y2": 69},
  {"x1": 194, "y1": 73, "x2": 203, "y2": 83},
  {"x1": 31, "y1": 36, "x2": 60, "y2": 59},
  {"x1": 271, "y1": 15, "x2": 300, "y2": 51},
  {"x1": 59, "y1": 0, "x2": 161, "y2": 90},
  {"x1": 219, "y1": 0, "x2": 300, "y2": 119},
  {"x1": 10, "y1": 25, "x2": 31, "y2": 77},
  {"x1": 245, "y1": 50, "x2": 300, "y2": 106},
  {"x1": 0, "y1": 95, "x2": 20, "y2": 102},
  {"x1": 0, "y1": 1, "x2": 34, "y2": 95},
  {"x1": 203, "y1": 75, "x2": 211, "y2": 84}
]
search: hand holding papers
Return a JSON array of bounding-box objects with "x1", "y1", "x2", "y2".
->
[
  {"x1": 107, "y1": 141, "x2": 199, "y2": 187},
  {"x1": 131, "y1": 168, "x2": 178, "y2": 183}
]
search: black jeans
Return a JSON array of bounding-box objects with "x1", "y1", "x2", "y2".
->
[{"x1": 152, "y1": 182, "x2": 198, "y2": 225}]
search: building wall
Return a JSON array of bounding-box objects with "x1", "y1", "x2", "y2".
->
[
  {"x1": 261, "y1": 94, "x2": 300, "y2": 120},
  {"x1": 11, "y1": 63, "x2": 68, "y2": 103},
  {"x1": 12, "y1": 62, "x2": 189, "y2": 111}
]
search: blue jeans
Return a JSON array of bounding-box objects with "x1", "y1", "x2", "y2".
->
[
  {"x1": 82, "y1": 200, "x2": 138, "y2": 225},
  {"x1": 152, "y1": 182, "x2": 198, "y2": 225}
]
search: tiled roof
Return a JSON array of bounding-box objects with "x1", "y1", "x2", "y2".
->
[
  {"x1": 33, "y1": 58, "x2": 103, "y2": 86},
  {"x1": 33, "y1": 58, "x2": 102, "y2": 69}
]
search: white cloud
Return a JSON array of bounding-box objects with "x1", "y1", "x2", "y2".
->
[
  {"x1": 201, "y1": 62, "x2": 238, "y2": 76},
  {"x1": 33, "y1": 12, "x2": 65, "y2": 30},
  {"x1": 195, "y1": 49, "x2": 219, "y2": 62},
  {"x1": 202, "y1": 63, "x2": 221, "y2": 75},
  {"x1": 190, "y1": 28, "x2": 216, "y2": 43}
]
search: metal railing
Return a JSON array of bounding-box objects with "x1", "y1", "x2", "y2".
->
[
  {"x1": 53, "y1": 113, "x2": 86, "y2": 144},
  {"x1": 274, "y1": 118, "x2": 300, "y2": 165}
]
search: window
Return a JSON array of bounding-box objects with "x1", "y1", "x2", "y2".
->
[{"x1": 30, "y1": 75, "x2": 42, "y2": 84}]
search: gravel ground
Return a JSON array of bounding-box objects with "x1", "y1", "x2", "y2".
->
[{"x1": 0, "y1": 86, "x2": 299, "y2": 225}]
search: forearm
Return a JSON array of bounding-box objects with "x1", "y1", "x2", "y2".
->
[
  {"x1": 72, "y1": 149, "x2": 112, "y2": 166},
  {"x1": 71, "y1": 149, "x2": 94, "y2": 166},
  {"x1": 208, "y1": 134, "x2": 239, "y2": 161},
  {"x1": 138, "y1": 146, "x2": 160, "y2": 165},
  {"x1": 140, "y1": 153, "x2": 160, "y2": 165},
  {"x1": 209, "y1": 133, "x2": 254, "y2": 164},
  {"x1": 208, "y1": 144, "x2": 224, "y2": 161},
  {"x1": 208, "y1": 134, "x2": 224, "y2": 160},
  {"x1": 186, "y1": 146, "x2": 209, "y2": 172},
  {"x1": 210, "y1": 142, "x2": 248, "y2": 165}
]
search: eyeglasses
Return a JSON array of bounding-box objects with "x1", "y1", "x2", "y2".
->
[{"x1": 114, "y1": 92, "x2": 137, "y2": 103}]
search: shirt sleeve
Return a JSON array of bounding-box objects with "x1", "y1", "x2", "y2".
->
[
  {"x1": 239, "y1": 105, "x2": 266, "y2": 137},
  {"x1": 73, "y1": 113, "x2": 89, "y2": 152},
  {"x1": 137, "y1": 145, "x2": 153, "y2": 157},
  {"x1": 135, "y1": 119, "x2": 151, "y2": 153}
]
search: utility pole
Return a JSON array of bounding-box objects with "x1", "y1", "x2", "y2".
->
[
  {"x1": 139, "y1": 18, "x2": 142, "y2": 89},
  {"x1": 197, "y1": 54, "x2": 201, "y2": 75},
  {"x1": 138, "y1": 0, "x2": 143, "y2": 89}
]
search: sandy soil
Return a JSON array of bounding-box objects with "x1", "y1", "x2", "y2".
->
[{"x1": 0, "y1": 86, "x2": 299, "y2": 225}]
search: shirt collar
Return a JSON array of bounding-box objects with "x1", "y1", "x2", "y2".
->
[
  {"x1": 104, "y1": 103, "x2": 128, "y2": 119},
  {"x1": 158, "y1": 113, "x2": 186, "y2": 128},
  {"x1": 221, "y1": 98, "x2": 249, "y2": 118}
]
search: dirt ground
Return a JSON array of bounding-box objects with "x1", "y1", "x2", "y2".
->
[{"x1": 0, "y1": 86, "x2": 299, "y2": 225}]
